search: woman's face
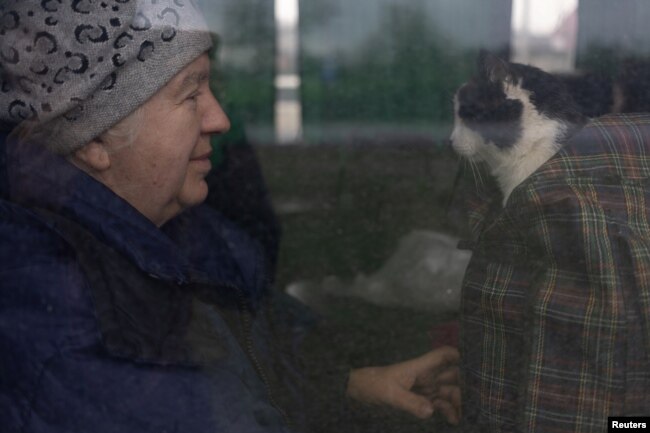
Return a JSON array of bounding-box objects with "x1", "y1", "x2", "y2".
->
[{"x1": 99, "y1": 53, "x2": 230, "y2": 226}]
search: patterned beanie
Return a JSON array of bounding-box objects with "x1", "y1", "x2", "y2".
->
[{"x1": 0, "y1": 0, "x2": 212, "y2": 154}]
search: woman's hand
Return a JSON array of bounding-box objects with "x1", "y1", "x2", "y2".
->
[{"x1": 346, "y1": 346, "x2": 461, "y2": 424}]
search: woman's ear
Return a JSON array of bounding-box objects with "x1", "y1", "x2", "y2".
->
[{"x1": 70, "y1": 139, "x2": 111, "y2": 173}]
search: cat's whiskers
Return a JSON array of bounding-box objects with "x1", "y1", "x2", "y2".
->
[
  {"x1": 465, "y1": 159, "x2": 484, "y2": 193},
  {"x1": 472, "y1": 160, "x2": 485, "y2": 189}
]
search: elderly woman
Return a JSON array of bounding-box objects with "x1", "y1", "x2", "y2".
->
[{"x1": 0, "y1": 1, "x2": 459, "y2": 432}]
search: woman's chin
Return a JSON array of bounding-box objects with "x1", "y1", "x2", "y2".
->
[{"x1": 181, "y1": 180, "x2": 210, "y2": 209}]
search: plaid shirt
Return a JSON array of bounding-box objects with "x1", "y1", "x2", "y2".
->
[{"x1": 460, "y1": 113, "x2": 650, "y2": 432}]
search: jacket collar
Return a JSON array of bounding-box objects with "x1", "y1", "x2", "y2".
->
[{"x1": 5, "y1": 137, "x2": 266, "y2": 300}]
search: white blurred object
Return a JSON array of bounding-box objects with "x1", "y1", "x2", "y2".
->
[
  {"x1": 511, "y1": 0, "x2": 579, "y2": 72},
  {"x1": 286, "y1": 230, "x2": 471, "y2": 313},
  {"x1": 275, "y1": 0, "x2": 302, "y2": 143}
]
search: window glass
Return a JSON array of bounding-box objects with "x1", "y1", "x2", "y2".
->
[
  {"x1": 3, "y1": 0, "x2": 650, "y2": 431},
  {"x1": 203, "y1": 0, "x2": 650, "y2": 429}
]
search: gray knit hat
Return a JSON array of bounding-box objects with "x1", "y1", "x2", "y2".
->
[{"x1": 0, "y1": 0, "x2": 212, "y2": 154}]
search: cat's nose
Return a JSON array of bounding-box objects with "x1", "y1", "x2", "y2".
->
[{"x1": 449, "y1": 128, "x2": 458, "y2": 145}]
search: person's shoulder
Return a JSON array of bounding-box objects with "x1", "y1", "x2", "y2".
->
[
  {"x1": 0, "y1": 201, "x2": 101, "y2": 426},
  {"x1": 0, "y1": 200, "x2": 71, "y2": 254},
  {"x1": 0, "y1": 199, "x2": 96, "y2": 341},
  {"x1": 507, "y1": 114, "x2": 650, "y2": 209},
  {"x1": 0, "y1": 200, "x2": 84, "y2": 287},
  {"x1": 587, "y1": 112, "x2": 650, "y2": 130},
  {"x1": 555, "y1": 113, "x2": 650, "y2": 175}
]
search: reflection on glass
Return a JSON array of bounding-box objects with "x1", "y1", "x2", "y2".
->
[
  {"x1": 275, "y1": 0, "x2": 303, "y2": 143},
  {"x1": 511, "y1": 0, "x2": 579, "y2": 71}
]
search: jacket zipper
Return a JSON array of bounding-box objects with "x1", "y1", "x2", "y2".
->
[{"x1": 231, "y1": 283, "x2": 294, "y2": 429}]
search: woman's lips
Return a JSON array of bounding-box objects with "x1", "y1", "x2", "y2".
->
[
  {"x1": 190, "y1": 150, "x2": 212, "y2": 161},
  {"x1": 190, "y1": 151, "x2": 212, "y2": 173}
]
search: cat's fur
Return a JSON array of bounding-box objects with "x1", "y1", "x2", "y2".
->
[{"x1": 451, "y1": 52, "x2": 587, "y2": 204}]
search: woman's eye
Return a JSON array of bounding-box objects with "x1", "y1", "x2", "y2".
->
[{"x1": 187, "y1": 92, "x2": 200, "y2": 102}]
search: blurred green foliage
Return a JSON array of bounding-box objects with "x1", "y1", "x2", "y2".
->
[
  {"x1": 209, "y1": 0, "x2": 479, "y2": 133},
  {"x1": 302, "y1": 3, "x2": 476, "y2": 124},
  {"x1": 211, "y1": 0, "x2": 275, "y2": 126}
]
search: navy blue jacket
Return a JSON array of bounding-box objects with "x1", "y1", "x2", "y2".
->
[{"x1": 0, "y1": 137, "x2": 309, "y2": 432}]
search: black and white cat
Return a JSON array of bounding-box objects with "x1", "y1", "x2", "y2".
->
[{"x1": 451, "y1": 51, "x2": 587, "y2": 204}]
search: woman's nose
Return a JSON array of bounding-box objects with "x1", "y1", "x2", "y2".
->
[{"x1": 202, "y1": 91, "x2": 231, "y2": 135}]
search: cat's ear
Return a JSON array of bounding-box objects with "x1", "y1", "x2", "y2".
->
[{"x1": 478, "y1": 50, "x2": 512, "y2": 84}]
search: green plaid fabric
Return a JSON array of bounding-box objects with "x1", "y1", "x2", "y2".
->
[{"x1": 460, "y1": 113, "x2": 650, "y2": 432}]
